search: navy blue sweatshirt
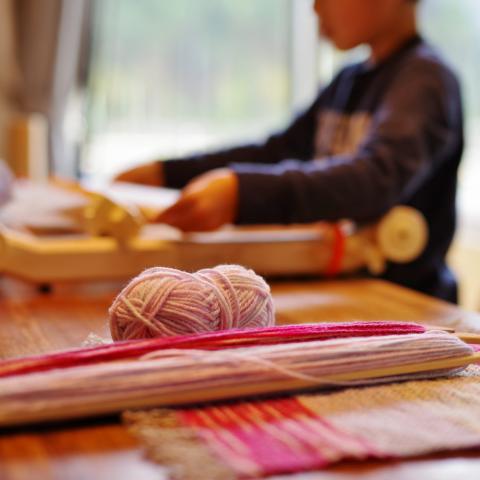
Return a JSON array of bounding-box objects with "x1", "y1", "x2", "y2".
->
[{"x1": 163, "y1": 37, "x2": 464, "y2": 302}]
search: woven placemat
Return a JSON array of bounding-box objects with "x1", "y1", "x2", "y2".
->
[{"x1": 125, "y1": 366, "x2": 480, "y2": 479}]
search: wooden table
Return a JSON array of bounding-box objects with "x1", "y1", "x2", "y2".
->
[{"x1": 1, "y1": 278, "x2": 480, "y2": 480}]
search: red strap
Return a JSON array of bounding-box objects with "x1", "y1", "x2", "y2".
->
[{"x1": 325, "y1": 224, "x2": 345, "y2": 277}]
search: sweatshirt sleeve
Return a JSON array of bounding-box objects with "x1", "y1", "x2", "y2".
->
[
  {"x1": 233, "y1": 60, "x2": 463, "y2": 225},
  {"x1": 162, "y1": 92, "x2": 326, "y2": 188}
]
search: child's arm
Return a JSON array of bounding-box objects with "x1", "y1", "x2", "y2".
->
[
  {"x1": 232, "y1": 60, "x2": 462, "y2": 225},
  {"x1": 156, "y1": 59, "x2": 461, "y2": 232}
]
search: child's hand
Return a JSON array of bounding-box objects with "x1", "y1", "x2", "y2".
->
[
  {"x1": 114, "y1": 161, "x2": 164, "y2": 187},
  {"x1": 155, "y1": 168, "x2": 238, "y2": 231}
]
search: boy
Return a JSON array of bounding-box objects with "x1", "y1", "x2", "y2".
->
[{"x1": 117, "y1": 0, "x2": 464, "y2": 302}]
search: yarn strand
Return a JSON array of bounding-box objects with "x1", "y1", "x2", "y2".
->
[
  {"x1": 0, "y1": 322, "x2": 426, "y2": 379},
  {"x1": 0, "y1": 331, "x2": 475, "y2": 427}
]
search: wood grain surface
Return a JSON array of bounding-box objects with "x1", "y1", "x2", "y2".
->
[{"x1": 1, "y1": 278, "x2": 479, "y2": 480}]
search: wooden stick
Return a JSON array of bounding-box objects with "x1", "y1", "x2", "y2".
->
[
  {"x1": 421, "y1": 325, "x2": 480, "y2": 343},
  {"x1": 424, "y1": 325, "x2": 456, "y2": 333},
  {"x1": 422, "y1": 325, "x2": 480, "y2": 344},
  {"x1": 454, "y1": 333, "x2": 480, "y2": 344}
]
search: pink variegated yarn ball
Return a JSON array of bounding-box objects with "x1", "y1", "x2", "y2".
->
[{"x1": 109, "y1": 265, "x2": 275, "y2": 341}]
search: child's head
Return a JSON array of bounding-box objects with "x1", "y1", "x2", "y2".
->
[{"x1": 313, "y1": 0, "x2": 418, "y2": 52}]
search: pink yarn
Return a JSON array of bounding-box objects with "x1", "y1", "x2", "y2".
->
[
  {"x1": 0, "y1": 322, "x2": 426, "y2": 379},
  {"x1": 109, "y1": 265, "x2": 275, "y2": 340}
]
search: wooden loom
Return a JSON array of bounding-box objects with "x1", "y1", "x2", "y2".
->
[{"x1": 0, "y1": 181, "x2": 428, "y2": 283}]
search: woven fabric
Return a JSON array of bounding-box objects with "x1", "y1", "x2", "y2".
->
[{"x1": 126, "y1": 365, "x2": 480, "y2": 479}]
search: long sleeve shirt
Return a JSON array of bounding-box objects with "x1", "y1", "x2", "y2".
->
[{"x1": 163, "y1": 36, "x2": 464, "y2": 302}]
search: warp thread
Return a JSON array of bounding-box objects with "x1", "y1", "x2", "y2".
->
[
  {"x1": 0, "y1": 331, "x2": 474, "y2": 427},
  {"x1": 0, "y1": 322, "x2": 426, "y2": 379},
  {"x1": 140, "y1": 330, "x2": 474, "y2": 386},
  {"x1": 109, "y1": 265, "x2": 275, "y2": 341}
]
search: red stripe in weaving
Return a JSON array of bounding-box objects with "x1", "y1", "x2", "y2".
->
[{"x1": 178, "y1": 397, "x2": 379, "y2": 477}]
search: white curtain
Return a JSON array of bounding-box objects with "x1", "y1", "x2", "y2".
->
[
  {"x1": 0, "y1": 0, "x2": 21, "y2": 161},
  {"x1": 15, "y1": 0, "x2": 91, "y2": 177},
  {"x1": 0, "y1": 0, "x2": 90, "y2": 176}
]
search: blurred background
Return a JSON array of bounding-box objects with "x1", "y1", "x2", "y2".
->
[{"x1": 0, "y1": 0, "x2": 478, "y2": 308}]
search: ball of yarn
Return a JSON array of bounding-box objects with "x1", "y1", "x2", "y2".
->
[{"x1": 109, "y1": 264, "x2": 275, "y2": 341}]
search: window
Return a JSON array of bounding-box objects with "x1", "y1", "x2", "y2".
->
[{"x1": 83, "y1": 0, "x2": 298, "y2": 180}]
